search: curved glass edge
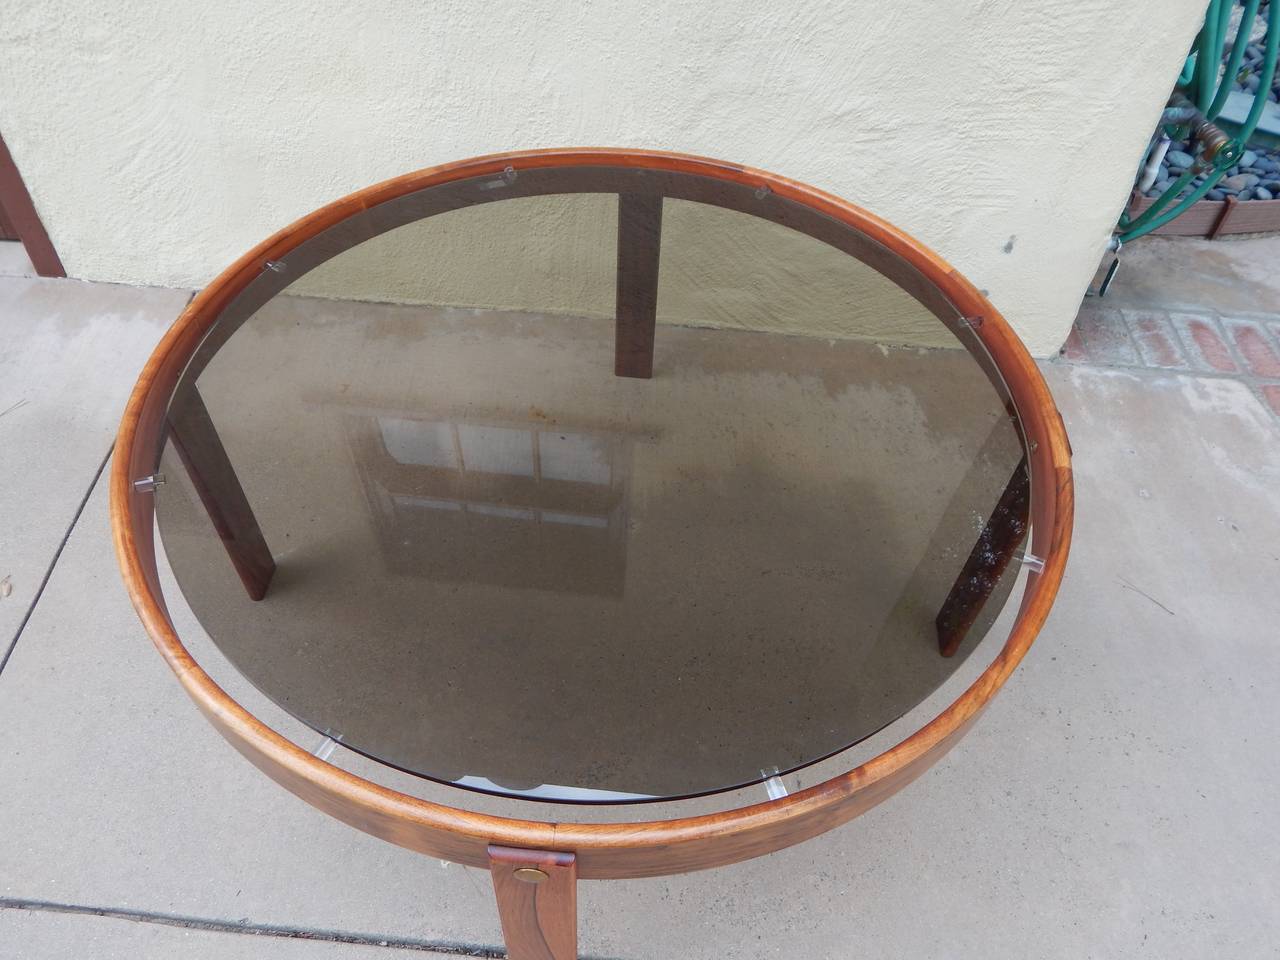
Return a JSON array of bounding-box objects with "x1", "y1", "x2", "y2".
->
[{"x1": 146, "y1": 159, "x2": 1037, "y2": 806}]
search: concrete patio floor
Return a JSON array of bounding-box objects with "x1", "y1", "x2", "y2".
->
[{"x1": 2, "y1": 238, "x2": 1279, "y2": 958}]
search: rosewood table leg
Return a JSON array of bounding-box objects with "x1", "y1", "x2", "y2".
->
[
  {"x1": 488, "y1": 845, "x2": 578, "y2": 960},
  {"x1": 936, "y1": 456, "x2": 1030, "y2": 657},
  {"x1": 167, "y1": 386, "x2": 276, "y2": 601},
  {"x1": 614, "y1": 192, "x2": 663, "y2": 379}
]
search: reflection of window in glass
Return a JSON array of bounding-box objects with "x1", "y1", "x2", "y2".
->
[
  {"x1": 351, "y1": 413, "x2": 632, "y2": 597},
  {"x1": 540, "y1": 432, "x2": 611, "y2": 485},
  {"x1": 467, "y1": 502, "x2": 537, "y2": 521},
  {"x1": 391, "y1": 495, "x2": 461, "y2": 512},
  {"x1": 379, "y1": 418, "x2": 456, "y2": 468},
  {"x1": 379, "y1": 417, "x2": 615, "y2": 495},
  {"x1": 456, "y1": 425, "x2": 535, "y2": 477},
  {"x1": 370, "y1": 416, "x2": 620, "y2": 526}
]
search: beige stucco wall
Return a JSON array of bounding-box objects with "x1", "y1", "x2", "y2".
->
[
  {"x1": 289, "y1": 196, "x2": 940, "y2": 346},
  {"x1": 0, "y1": 1, "x2": 1205, "y2": 355}
]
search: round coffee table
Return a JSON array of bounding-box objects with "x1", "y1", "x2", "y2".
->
[{"x1": 111, "y1": 149, "x2": 1072, "y2": 958}]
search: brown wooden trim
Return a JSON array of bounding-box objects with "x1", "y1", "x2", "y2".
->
[
  {"x1": 0, "y1": 200, "x2": 18, "y2": 241},
  {"x1": 0, "y1": 131, "x2": 65, "y2": 277},
  {"x1": 614, "y1": 192, "x2": 663, "y2": 378},
  {"x1": 167, "y1": 385, "x2": 276, "y2": 600},
  {"x1": 109, "y1": 148, "x2": 1074, "y2": 881},
  {"x1": 489, "y1": 846, "x2": 577, "y2": 960},
  {"x1": 936, "y1": 457, "x2": 1031, "y2": 657},
  {"x1": 1126, "y1": 193, "x2": 1280, "y2": 238}
]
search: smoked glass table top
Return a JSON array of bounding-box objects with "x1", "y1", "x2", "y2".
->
[{"x1": 153, "y1": 165, "x2": 1030, "y2": 803}]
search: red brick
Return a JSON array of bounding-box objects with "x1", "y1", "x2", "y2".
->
[
  {"x1": 1075, "y1": 307, "x2": 1139, "y2": 365},
  {"x1": 1260, "y1": 384, "x2": 1280, "y2": 419},
  {"x1": 1060, "y1": 326, "x2": 1088, "y2": 362},
  {"x1": 1224, "y1": 319, "x2": 1280, "y2": 378},
  {"x1": 1169, "y1": 314, "x2": 1238, "y2": 373},
  {"x1": 1123, "y1": 310, "x2": 1187, "y2": 369}
]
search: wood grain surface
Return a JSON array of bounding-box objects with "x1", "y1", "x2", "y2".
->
[
  {"x1": 0, "y1": 130, "x2": 65, "y2": 277},
  {"x1": 614, "y1": 191, "x2": 663, "y2": 378},
  {"x1": 167, "y1": 385, "x2": 276, "y2": 600},
  {"x1": 489, "y1": 846, "x2": 578, "y2": 960},
  {"x1": 936, "y1": 457, "x2": 1031, "y2": 657}
]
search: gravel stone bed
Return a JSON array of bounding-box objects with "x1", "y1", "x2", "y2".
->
[{"x1": 1142, "y1": 2, "x2": 1279, "y2": 202}]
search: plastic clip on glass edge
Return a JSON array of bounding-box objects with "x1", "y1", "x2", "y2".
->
[{"x1": 761, "y1": 767, "x2": 789, "y2": 801}]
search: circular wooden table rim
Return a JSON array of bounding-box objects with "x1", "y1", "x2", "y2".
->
[{"x1": 110, "y1": 148, "x2": 1074, "y2": 882}]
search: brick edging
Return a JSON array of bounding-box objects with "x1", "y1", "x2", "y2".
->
[{"x1": 1061, "y1": 301, "x2": 1280, "y2": 420}]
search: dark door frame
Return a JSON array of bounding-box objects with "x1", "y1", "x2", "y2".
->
[{"x1": 0, "y1": 130, "x2": 66, "y2": 277}]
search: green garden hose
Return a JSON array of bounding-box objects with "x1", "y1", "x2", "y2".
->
[
  {"x1": 1116, "y1": 0, "x2": 1279, "y2": 246},
  {"x1": 1207, "y1": 0, "x2": 1260, "y2": 118}
]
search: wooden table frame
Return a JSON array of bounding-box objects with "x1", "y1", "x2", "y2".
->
[
  {"x1": 0, "y1": 130, "x2": 66, "y2": 278},
  {"x1": 110, "y1": 149, "x2": 1073, "y2": 959}
]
